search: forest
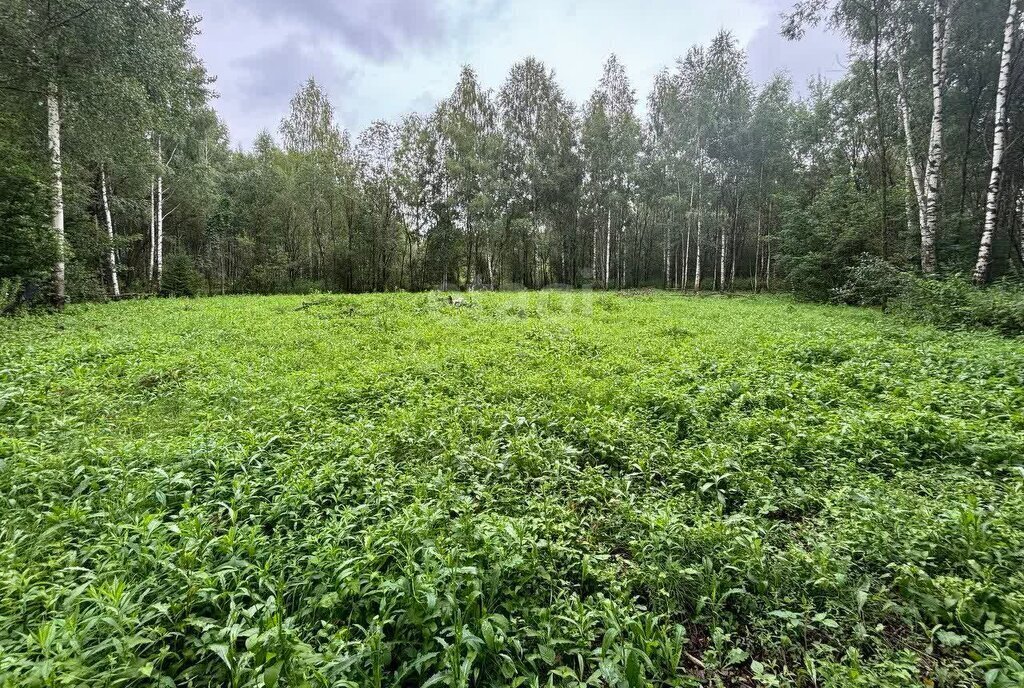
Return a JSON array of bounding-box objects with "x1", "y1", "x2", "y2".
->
[
  {"x1": 3, "y1": 1, "x2": 1024, "y2": 687},
  {"x1": 2, "y1": 0, "x2": 1024, "y2": 306}
]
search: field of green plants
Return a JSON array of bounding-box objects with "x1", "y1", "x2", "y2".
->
[{"x1": 1, "y1": 292, "x2": 1023, "y2": 687}]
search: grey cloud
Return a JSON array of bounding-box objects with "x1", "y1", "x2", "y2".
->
[
  {"x1": 242, "y1": 0, "x2": 449, "y2": 61},
  {"x1": 233, "y1": 37, "x2": 356, "y2": 111},
  {"x1": 745, "y1": 0, "x2": 848, "y2": 92}
]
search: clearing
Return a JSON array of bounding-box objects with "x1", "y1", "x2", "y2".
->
[{"x1": 1, "y1": 292, "x2": 1022, "y2": 687}]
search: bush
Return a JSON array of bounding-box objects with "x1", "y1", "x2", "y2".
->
[
  {"x1": 162, "y1": 253, "x2": 202, "y2": 297},
  {"x1": 896, "y1": 275, "x2": 1024, "y2": 336},
  {"x1": 837, "y1": 255, "x2": 1024, "y2": 336},
  {"x1": 0, "y1": 277, "x2": 21, "y2": 313},
  {"x1": 833, "y1": 254, "x2": 913, "y2": 308}
]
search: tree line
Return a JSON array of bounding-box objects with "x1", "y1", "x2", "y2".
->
[{"x1": 2, "y1": 0, "x2": 1023, "y2": 307}]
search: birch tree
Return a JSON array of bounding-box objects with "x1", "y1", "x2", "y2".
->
[
  {"x1": 437, "y1": 67, "x2": 500, "y2": 287},
  {"x1": 920, "y1": 0, "x2": 952, "y2": 274},
  {"x1": 99, "y1": 164, "x2": 120, "y2": 298},
  {"x1": 0, "y1": 0, "x2": 203, "y2": 302},
  {"x1": 973, "y1": 0, "x2": 1019, "y2": 283}
]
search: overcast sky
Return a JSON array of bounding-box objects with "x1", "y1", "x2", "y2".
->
[{"x1": 187, "y1": 0, "x2": 848, "y2": 149}]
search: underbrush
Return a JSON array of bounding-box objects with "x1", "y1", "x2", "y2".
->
[
  {"x1": 836, "y1": 255, "x2": 1024, "y2": 335},
  {"x1": 0, "y1": 293, "x2": 1022, "y2": 687}
]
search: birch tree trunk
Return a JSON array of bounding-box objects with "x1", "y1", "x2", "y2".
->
[
  {"x1": 1017, "y1": 186, "x2": 1024, "y2": 261},
  {"x1": 765, "y1": 197, "x2": 773, "y2": 291},
  {"x1": 753, "y1": 167, "x2": 763, "y2": 292},
  {"x1": 921, "y1": 0, "x2": 951, "y2": 275},
  {"x1": 973, "y1": 0, "x2": 1018, "y2": 283},
  {"x1": 897, "y1": 62, "x2": 929, "y2": 238},
  {"x1": 47, "y1": 83, "x2": 66, "y2": 308},
  {"x1": 896, "y1": 62, "x2": 927, "y2": 215},
  {"x1": 693, "y1": 139, "x2": 704, "y2": 292},
  {"x1": 904, "y1": 160, "x2": 917, "y2": 240},
  {"x1": 605, "y1": 206, "x2": 612, "y2": 290},
  {"x1": 664, "y1": 216, "x2": 670, "y2": 288},
  {"x1": 682, "y1": 178, "x2": 694, "y2": 291},
  {"x1": 693, "y1": 200, "x2": 703, "y2": 292},
  {"x1": 149, "y1": 177, "x2": 156, "y2": 282},
  {"x1": 100, "y1": 164, "x2": 121, "y2": 298},
  {"x1": 156, "y1": 136, "x2": 164, "y2": 288},
  {"x1": 718, "y1": 221, "x2": 726, "y2": 292}
]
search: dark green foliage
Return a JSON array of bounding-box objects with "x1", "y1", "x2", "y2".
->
[
  {"x1": 0, "y1": 134, "x2": 55, "y2": 309},
  {"x1": 778, "y1": 176, "x2": 880, "y2": 302},
  {"x1": 839, "y1": 255, "x2": 1024, "y2": 335},
  {"x1": 161, "y1": 253, "x2": 202, "y2": 297},
  {"x1": 834, "y1": 254, "x2": 914, "y2": 307},
  {"x1": 894, "y1": 275, "x2": 1024, "y2": 336},
  {"x1": 1, "y1": 293, "x2": 1022, "y2": 686}
]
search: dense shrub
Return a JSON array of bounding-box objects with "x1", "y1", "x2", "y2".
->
[
  {"x1": 897, "y1": 275, "x2": 1024, "y2": 335},
  {"x1": 837, "y1": 255, "x2": 1024, "y2": 335},
  {"x1": 832, "y1": 254, "x2": 913, "y2": 308}
]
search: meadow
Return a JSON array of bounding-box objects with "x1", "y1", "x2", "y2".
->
[{"x1": 1, "y1": 292, "x2": 1022, "y2": 687}]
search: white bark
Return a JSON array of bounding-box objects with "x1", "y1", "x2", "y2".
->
[
  {"x1": 904, "y1": 160, "x2": 917, "y2": 241},
  {"x1": 100, "y1": 164, "x2": 120, "y2": 298},
  {"x1": 693, "y1": 139, "x2": 704, "y2": 292},
  {"x1": 753, "y1": 166, "x2": 763, "y2": 292},
  {"x1": 604, "y1": 206, "x2": 612, "y2": 290},
  {"x1": 973, "y1": 0, "x2": 1018, "y2": 283},
  {"x1": 47, "y1": 83, "x2": 66, "y2": 307},
  {"x1": 754, "y1": 205, "x2": 762, "y2": 292},
  {"x1": 693, "y1": 211, "x2": 703, "y2": 292},
  {"x1": 718, "y1": 222, "x2": 726, "y2": 292},
  {"x1": 664, "y1": 215, "x2": 670, "y2": 288},
  {"x1": 591, "y1": 209, "x2": 597, "y2": 283},
  {"x1": 682, "y1": 178, "x2": 694, "y2": 291},
  {"x1": 156, "y1": 136, "x2": 164, "y2": 287},
  {"x1": 149, "y1": 177, "x2": 156, "y2": 282},
  {"x1": 896, "y1": 60, "x2": 928, "y2": 235},
  {"x1": 765, "y1": 197, "x2": 773, "y2": 291},
  {"x1": 1017, "y1": 187, "x2": 1024, "y2": 261},
  {"x1": 922, "y1": 0, "x2": 951, "y2": 275}
]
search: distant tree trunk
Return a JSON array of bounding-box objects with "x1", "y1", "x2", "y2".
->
[
  {"x1": 100, "y1": 164, "x2": 120, "y2": 298},
  {"x1": 974, "y1": 0, "x2": 1018, "y2": 284},
  {"x1": 156, "y1": 137, "x2": 165, "y2": 288},
  {"x1": 694, "y1": 205, "x2": 703, "y2": 292},
  {"x1": 765, "y1": 197, "x2": 774, "y2": 291},
  {"x1": 664, "y1": 213, "x2": 671, "y2": 288},
  {"x1": 149, "y1": 177, "x2": 156, "y2": 282},
  {"x1": 728, "y1": 184, "x2": 740, "y2": 290},
  {"x1": 921, "y1": 0, "x2": 951, "y2": 275},
  {"x1": 753, "y1": 167, "x2": 764, "y2": 292},
  {"x1": 47, "y1": 83, "x2": 66, "y2": 308},
  {"x1": 616, "y1": 221, "x2": 622, "y2": 289},
  {"x1": 1017, "y1": 187, "x2": 1024, "y2": 262},
  {"x1": 465, "y1": 210, "x2": 474, "y2": 288},
  {"x1": 682, "y1": 177, "x2": 694, "y2": 291},
  {"x1": 718, "y1": 219, "x2": 726, "y2": 292},
  {"x1": 693, "y1": 138, "x2": 704, "y2": 292},
  {"x1": 730, "y1": 227, "x2": 737, "y2": 288},
  {"x1": 605, "y1": 206, "x2": 612, "y2": 289}
]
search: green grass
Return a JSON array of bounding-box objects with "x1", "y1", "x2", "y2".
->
[{"x1": 1, "y1": 292, "x2": 1023, "y2": 687}]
